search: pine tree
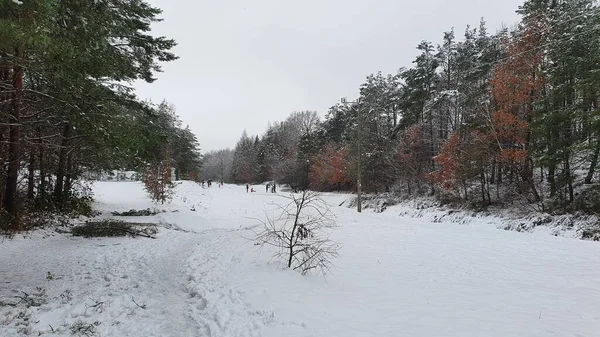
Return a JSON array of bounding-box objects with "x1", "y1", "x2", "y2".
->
[{"x1": 0, "y1": 0, "x2": 178, "y2": 228}]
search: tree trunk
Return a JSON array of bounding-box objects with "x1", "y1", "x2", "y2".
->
[
  {"x1": 496, "y1": 168, "x2": 500, "y2": 201},
  {"x1": 486, "y1": 169, "x2": 492, "y2": 205},
  {"x1": 548, "y1": 158, "x2": 556, "y2": 197},
  {"x1": 54, "y1": 122, "x2": 71, "y2": 205},
  {"x1": 288, "y1": 193, "x2": 306, "y2": 269},
  {"x1": 564, "y1": 81, "x2": 574, "y2": 203},
  {"x1": 564, "y1": 152, "x2": 574, "y2": 203},
  {"x1": 584, "y1": 138, "x2": 599, "y2": 184},
  {"x1": 480, "y1": 170, "x2": 486, "y2": 203},
  {"x1": 4, "y1": 51, "x2": 24, "y2": 223},
  {"x1": 0, "y1": 64, "x2": 9, "y2": 203},
  {"x1": 497, "y1": 163, "x2": 502, "y2": 184},
  {"x1": 63, "y1": 154, "x2": 73, "y2": 199},
  {"x1": 27, "y1": 148, "x2": 35, "y2": 199},
  {"x1": 524, "y1": 158, "x2": 541, "y2": 202},
  {"x1": 429, "y1": 117, "x2": 436, "y2": 171},
  {"x1": 523, "y1": 70, "x2": 540, "y2": 202},
  {"x1": 38, "y1": 127, "x2": 46, "y2": 202}
]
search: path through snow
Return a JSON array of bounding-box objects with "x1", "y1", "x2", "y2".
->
[{"x1": 0, "y1": 182, "x2": 292, "y2": 337}]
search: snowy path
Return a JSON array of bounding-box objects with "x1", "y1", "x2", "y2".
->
[
  {"x1": 0, "y1": 182, "x2": 297, "y2": 337},
  {"x1": 0, "y1": 226, "x2": 203, "y2": 336},
  {"x1": 1, "y1": 181, "x2": 599, "y2": 336},
  {"x1": 186, "y1": 228, "x2": 279, "y2": 337}
]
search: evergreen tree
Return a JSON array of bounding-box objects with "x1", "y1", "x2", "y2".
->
[{"x1": 0, "y1": 0, "x2": 180, "y2": 228}]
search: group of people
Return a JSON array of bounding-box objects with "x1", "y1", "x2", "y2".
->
[
  {"x1": 246, "y1": 182, "x2": 276, "y2": 193},
  {"x1": 201, "y1": 179, "x2": 223, "y2": 188}
]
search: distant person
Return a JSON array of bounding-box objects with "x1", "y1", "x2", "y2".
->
[
  {"x1": 246, "y1": 184, "x2": 249, "y2": 193},
  {"x1": 251, "y1": 187, "x2": 255, "y2": 192},
  {"x1": 266, "y1": 183, "x2": 270, "y2": 193},
  {"x1": 271, "y1": 183, "x2": 276, "y2": 193}
]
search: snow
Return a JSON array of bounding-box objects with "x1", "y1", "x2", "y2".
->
[
  {"x1": 352, "y1": 192, "x2": 600, "y2": 239},
  {"x1": 1, "y1": 181, "x2": 599, "y2": 336}
]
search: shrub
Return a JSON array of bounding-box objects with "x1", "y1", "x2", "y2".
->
[
  {"x1": 254, "y1": 191, "x2": 340, "y2": 276},
  {"x1": 71, "y1": 220, "x2": 157, "y2": 238}
]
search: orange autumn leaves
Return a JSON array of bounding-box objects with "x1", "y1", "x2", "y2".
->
[
  {"x1": 490, "y1": 25, "x2": 545, "y2": 165},
  {"x1": 430, "y1": 131, "x2": 492, "y2": 189},
  {"x1": 430, "y1": 26, "x2": 545, "y2": 189},
  {"x1": 309, "y1": 144, "x2": 353, "y2": 190}
]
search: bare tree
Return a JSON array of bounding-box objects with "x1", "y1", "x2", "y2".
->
[
  {"x1": 293, "y1": 110, "x2": 320, "y2": 136},
  {"x1": 255, "y1": 190, "x2": 339, "y2": 276},
  {"x1": 202, "y1": 149, "x2": 233, "y2": 182}
]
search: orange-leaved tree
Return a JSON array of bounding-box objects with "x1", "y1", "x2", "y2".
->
[
  {"x1": 430, "y1": 133, "x2": 469, "y2": 195},
  {"x1": 430, "y1": 129, "x2": 496, "y2": 201},
  {"x1": 309, "y1": 143, "x2": 353, "y2": 191},
  {"x1": 489, "y1": 18, "x2": 546, "y2": 201}
]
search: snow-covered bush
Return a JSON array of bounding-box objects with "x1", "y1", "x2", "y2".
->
[
  {"x1": 111, "y1": 208, "x2": 162, "y2": 216},
  {"x1": 255, "y1": 191, "x2": 339, "y2": 275}
]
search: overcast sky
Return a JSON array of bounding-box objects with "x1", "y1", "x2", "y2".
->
[{"x1": 134, "y1": 0, "x2": 525, "y2": 152}]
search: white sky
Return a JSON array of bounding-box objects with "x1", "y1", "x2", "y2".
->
[{"x1": 134, "y1": 0, "x2": 524, "y2": 152}]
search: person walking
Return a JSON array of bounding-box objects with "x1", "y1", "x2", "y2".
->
[
  {"x1": 246, "y1": 184, "x2": 249, "y2": 193},
  {"x1": 266, "y1": 183, "x2": 270, "y2": 193}
]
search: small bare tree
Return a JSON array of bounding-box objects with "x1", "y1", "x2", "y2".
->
[
  {"x1": 255, "y1": 190, "x2": 339, "y2": 275},
  {"x1": 143, "y1": 147, "x2": 175, "y2": 204}
]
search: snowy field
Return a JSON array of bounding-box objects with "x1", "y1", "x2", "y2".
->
[{"x1": 1, "y1": 181, "x2": 599, "y2": 336}]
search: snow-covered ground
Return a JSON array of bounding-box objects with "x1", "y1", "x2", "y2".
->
[
  {"x1": 1, "y1": 181, "x2": 599, "y2": 336},
  {"x1": 355, "y1": 193, "x2": 600, "y2": 239}
]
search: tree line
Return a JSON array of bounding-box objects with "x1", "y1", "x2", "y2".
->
[
  {"x1": 0, "y1": 0, "x2": 201, "y2": 230},
  {"x1": 214, "y1": 0, "x2": 600, "y2": 214}
]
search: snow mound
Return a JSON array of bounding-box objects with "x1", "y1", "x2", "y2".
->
[{"x1": 350, "y1": 193, "x2": 600, "y2": 240}]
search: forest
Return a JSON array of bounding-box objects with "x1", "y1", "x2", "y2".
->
[
  {"x1": 204, "y1": 0, "x2": 600, "y2": 215},
  {"x1": 0, "y1": 0, "x2": 202, "y2": 231}
]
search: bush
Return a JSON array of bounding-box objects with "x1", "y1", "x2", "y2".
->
[
  {"x1": 254, "y1": 191, "x2": 340, "y2": 276},
  {"x1": 581, "y1": 227, "x2": 600, "y2": 241},
  {"x1": 71, "y1": 219, "x2": 158, "y2": 238},
  {"x1": 572, "y1": 184, "x2": 600, "y2": 215},
  {"x1": 143, "y1": 156, "x2": 175, "y2": 204},
  {"x1": 111, "y1": 208, "x2": 161, "y2": 216}
]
